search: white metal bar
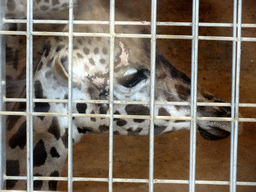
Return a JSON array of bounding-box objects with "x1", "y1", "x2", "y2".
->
[
  {"x1": 2, "y1": 30, "x2": 256, "y2": 42},
  {"x1": 4, "y1": 18, "x2": 256, "y2": 28},
  {"x1": 2, "y1": 97, "x2": 256, "y2": 107},
  {"x1": 0, "y1": 112, "x2": 241, "y2": 121},
  {"x1": 0, "y1": 110, "x2": 254, "y2": 123},
  {"x1": 241, "y1": 37, "x2": 256, "y2": 42},
  {"x1": 0, "y1": 1, "x2": 6, "y2": 189},
  {"x1": 2, "y1": 111, "x2": 256, "y2": 123},
  {"x1": 230, "y1": 0, "x2": 242, "y2": 191},
  {"x1": 189, "y1": 0, "x2": 200, "y2": 191},
  {"x1": 0, "y1": 31, "x2": 27, "y2": 35},
  {"x1": 68, "y1": 0, "x2": 75, "y2": 191},
  {"x1": 109, "y1": 0, "x2": 115, "y2": 191},
  {"x1": 25, "y1": 0, "x2": 34, "y2": 190},
  {"x1": 149, "y1": 0, "x2": 158, "y2": 191},
  {"x1": 0, "y1": 190, "x2": 63, "y2": 192},
  {"x1": 230, "y1": 0, "x2": 238, "y2": 190},
  {"x1": 4, "y1": 97, "x2": 256, "y2": 107},
  {"x1": 4, "y1": 173, "x2": 256, "y2": 186}
]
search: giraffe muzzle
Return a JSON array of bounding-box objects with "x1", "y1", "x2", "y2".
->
[{"x1": 198, "y1": 126, "x2": 230, "y2": 140}]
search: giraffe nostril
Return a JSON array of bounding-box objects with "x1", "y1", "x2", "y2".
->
[
  {"x1": 99, "y1": 88, "x2": 109, "y2": 97},
  {"x1": 198, "y1": 126, "x2": 230, "y2": 140},
  {"x1": 221, "y1": 106, "x2": 231, "y2": 113},
  {"x1": 215, "y1": 107, "x2": 231, "y2": 118}
]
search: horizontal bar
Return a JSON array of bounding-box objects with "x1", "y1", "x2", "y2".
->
[
  {"x1": 239, "y1": 118, "x2": 256, "y2": 122},
  {"x1": 239, "y1": 103, "x2": 256, "y2": 107},
  {"x1": 6, "y1": 113, "x2": 256, "y2": 123},
  {"x1": 0, "y1": 31, "x2": 111, "y2": 37},
  {"x1": 156, "y1": 34, "x2": 193, "y2": 40},
  {"x1": 2, "y1": 110, "x2": 256, "y2": 122},
  {"x1": 0, "y1": 111, "x2": 26, "y2": 116},
  {"x1": 1, "y1": 31, "x2": 256, "y2": 42},
  {"x1": 4, "y1": 98, "x2": 108, "y2": 104},
  {"x1": 4, "y1": 175, "x2": 256, "y2": 186},
  {"x1": 237, "y1": 181, "x2": 256, "y2": 186},
  {"x1": 198, "y1": 36, "x2": 235, "y2": 41},
  {"x1": 1, "y1": 111, "x2": 150, "y2": 120},
  {"x1": 0, "y1": 31, "x2": 27, "y2": 35},
  {"x1": 5, "y1": 97, "x2": 256, "y2": 108},
  {"x1": 116, "y1": 33, "x2": 151, "y2": 38},
  {"x1": 3, "y1": 18, "x2": 256, "y2": 28},
  {"x1": 155, "y1": 180, "x2": 256, "y2": 186},
  {"x1": 241, "y1": 37, "x2": 256, "y2": 42},
  {"x1": 0, "y1": 191, "x2": 63, "y2": 192}
]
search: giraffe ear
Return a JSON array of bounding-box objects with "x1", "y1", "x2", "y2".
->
[{"x1": 52, "y1": 54, "x2": 69, "y2": 86}]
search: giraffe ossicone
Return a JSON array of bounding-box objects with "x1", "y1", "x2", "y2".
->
[{"x1": 4, "y1": 0, "x2": 243, "y2": 190}]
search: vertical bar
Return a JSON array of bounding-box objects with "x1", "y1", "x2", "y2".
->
[
  {"x1": 68, "y1": 0, "x2": 74, "y2": 191},
  {"x1": 189, "y1": 0, "x2": 199, "y2": 192},
  {"x1": 230, "y1": 0, "x2": 242, "y2": 191},
  {"x1": 230, "y1": 0, "x2": 237, "y2": 191},
  {"x1": 149, "y1": 0, "x2": 157, "y2": 191},
  {"x1": 26, "y1": 0, "x2": 34, "y2": 191},
  {"x1": 0, "y1": 1, "x2": 6, "y2": 190},
  {"x1": 109, "y1": 0, "x2": 115, "y2": 191}
]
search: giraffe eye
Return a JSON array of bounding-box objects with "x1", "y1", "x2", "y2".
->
[{"x1": 121, "y1": 69, "x2": 149, "y2": 88}]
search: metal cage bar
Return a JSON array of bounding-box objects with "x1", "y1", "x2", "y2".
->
[
  {"x1": 25, "y1": 0, "x2": 34, "y2": 190},
  {"x1": 189, "y1": 0, "x2": 200, "y2": 191},
  {"x1": 230, "y1": 0, "x2": 242, "y2": 191},
  {"x1": 108, "y1": 0, "x2": 115, "y2": 191},
  {"x1": 149, "y1": 0, "x2": 157, "y2": 191},
  {"x1": 2, "y1": 29, "x2": 256, "y2": 42},
  {"x1": 0, "y1": 0, "x2": 6, "y2": 189},
  {"x1": 2, "y1": 18, "x2": 256, "y2": 28},
  {"x1": 67, "y1": 0, "x2": 75, "y2": 191}
]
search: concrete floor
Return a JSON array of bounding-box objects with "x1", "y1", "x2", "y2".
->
[{"x1": 55, "y1": 0, "x2": 256, "y2": 191}]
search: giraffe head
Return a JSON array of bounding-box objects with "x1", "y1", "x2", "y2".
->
[
  {"x1": 35, "y1": 29, "x2": 242, "y2": 140},
  {"x1": 29, "y1": 0, "x2": 243, "y2": 141}
]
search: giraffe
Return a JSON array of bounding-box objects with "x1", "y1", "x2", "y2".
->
[{"x1": 3, "y1": 0, "x2": 243, "y2": 190}]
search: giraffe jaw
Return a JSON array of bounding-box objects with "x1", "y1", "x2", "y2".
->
[{"x1": 198, "y1": 126, "x2": 230, "y2": 140}]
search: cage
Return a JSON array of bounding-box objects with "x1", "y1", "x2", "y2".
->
[{"x1": 0, "y1": 0, "x2": 256, "y2": 191}]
